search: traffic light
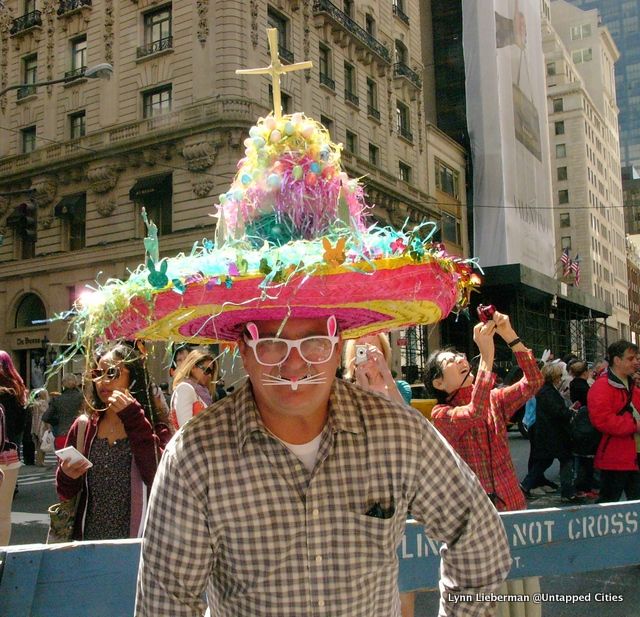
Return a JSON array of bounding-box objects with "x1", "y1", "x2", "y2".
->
[
  {"x1": 20, "y1": 201, "x2": 37, "y2": 241},
  {"x1": 6, "y1": 201, "x2": 37, "y2": 241}
]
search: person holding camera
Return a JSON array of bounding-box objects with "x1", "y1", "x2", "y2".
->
[
  {"x1": 424, "y1": 309, "x2": 543, "y2": 512},
  {"x1": 342, "y1": 333, "x2": 412, "y2": 405}
]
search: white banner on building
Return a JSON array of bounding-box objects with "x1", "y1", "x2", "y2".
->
[{"x1": 464, "y1": 0, "x2": 555, "y2": 276}]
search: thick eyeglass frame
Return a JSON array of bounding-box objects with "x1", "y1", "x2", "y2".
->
[
  {"x1": 90, "y1": 366, "x2": 122, "y2": 382},
  {"x1": 244, "y1": 335, "x2": 339, "y2": 367}
]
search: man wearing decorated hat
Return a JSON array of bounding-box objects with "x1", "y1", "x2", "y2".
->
[{"x1": 64, "y1": 31, "x2": 510, "y2": 617}]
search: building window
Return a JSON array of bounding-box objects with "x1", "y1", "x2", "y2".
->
[
  {"x1": 145, "y1": 6, "x2": 172, "y2": 46},
  {"x1": 69, "y1": 111, "x2": 86, "y2": 139},
  {"x1": 142, "y1": 85, "x2": 172, "y2": 118},
  {"x1": 435, "y1": 159, "x2": 459, "y2": 198},
  {"x1": 267, "y1": 7, "x2": 292, "y2": 63},
  {"x1": 366, "y1": 78, "x2": 380, "y2": 120},
  {"x1": 392, "y1": 0, "x2": 409, "y2": 24},
  {"x1": 55, "y1": 193, "x2": 86, "y2": 251},
  {"x1": 319, "y1": 43, "x2": 334, "y2": 90},
  {"x1": 343, "y1": 0, "x2": 353, "y2": 19},
  {"x1": 558, "y1": 189, "x2": 569, "y2": 204},
  {"x1": 130, "y1": 174, "x2": 173, "y2": 236},
  {"x1": 442, "y1": 212, "x2": 460, "y2": 245},
  {"x1": 555, "y1": 121, "x2": 565, "y2": 135},
  {"x1": 394, "y1": 39, "x2": 407, "y2": 65},
  {"x1": 369, "y1": 143, "x2": 379, "y2": 166},
  {"x1": 71, "y1": 36, "x2": 86, "y2": 74},
  {"x1": 560, "y1": 212, "x2": 571, "y2": 228},
  {"x1": 14, "y1": 292, "x2": 45, "y2": 328},
  {"x1": 557, "y1": 166, "x2": 568, "y2": 181},
  {"x1": 399, "y1": 161, "x2": 411, "y2": 183},
  {"x1": 21, "y1": 126, "x2": 36, "y2": 153},
  {"x1": 556, "y1": 144, "x2": 566, "y2": 158},
  {"x1": 345, "y1": 130, "x2": 357, "y2": 155},
  {"x1": 269, "y1": 86, "x2": 291, "y2": 115},
  {"x1": 25, "y1": 0, "x2": 36, "y2": 14},
  {"x1": 546, "y1": 62, "x2": 556, "y2": 76},
  {"x1": 365, "y1": 13, "x2": 375, "y2": 36},
  {"x1": 344, "y1": 62, "x2": 358, "y2": 106},
  {"x1": 396, "y1": 101, "x2": 412, "y2": 141},
  {"x1": 570, "y1": 24, "x2": 591, "y2": 40},
  {"x1": 561, "y1": 236, "x2": 572, "y2": 251},
  {"x1": 553, "y1": 98, "x2": 564, "y2": 112},
  {"x1": 572, "y1": 48, "x2": 593, "y2": 64},
  {"x1": 320, "y1": 115, "x2": 334, "y2": 139},
  {"x1": 18, "y1": 54, "x2": 37, "y2": 99}
]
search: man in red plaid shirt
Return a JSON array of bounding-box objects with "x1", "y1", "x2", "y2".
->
[{"x1": 425, "y1": 310, "x2": 543, "y2": 511}]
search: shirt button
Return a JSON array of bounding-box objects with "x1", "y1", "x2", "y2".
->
[
  {"x1": 318, "y1": 599, "x2": 325, "y2": 608},
  {"x1": 315, "y1": 554, "x2": 322, "y2": 563},
  {"x1": 312, "y1": 508, "x2": 320, "y2": 518}
]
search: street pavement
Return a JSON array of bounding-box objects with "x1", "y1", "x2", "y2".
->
[{"x1": 7, "y1": 436, "x2": 640, "y2": 616}]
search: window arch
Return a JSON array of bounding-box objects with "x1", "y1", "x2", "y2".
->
[{"x1": 14, "y1": 292, "x2": 46, "y2": 329}]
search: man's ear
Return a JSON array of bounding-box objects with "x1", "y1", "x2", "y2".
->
[{"x1": 432, "y1": 377, "x2": 444, "y2": 392}]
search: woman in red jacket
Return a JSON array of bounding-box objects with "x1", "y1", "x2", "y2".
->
[{"x1": 55, "y1": 343, "x2": 167, "y2": 540}]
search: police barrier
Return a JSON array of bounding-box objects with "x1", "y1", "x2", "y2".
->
[{"x1": 1, "y1": 501, "x2": 639, "y2": 617}]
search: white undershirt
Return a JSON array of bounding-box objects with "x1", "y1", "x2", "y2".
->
[{"x1": 278, "y1": 433, "x2": 322, "y2": 473}]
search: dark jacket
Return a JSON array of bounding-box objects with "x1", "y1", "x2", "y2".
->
[
  {"x1": 55, "y1": 400, "x2": 163, "y2": 540},
  {"x1": 43, "y1": 387, "x2": 84, "y2": 436},
  {"x1": 588, "y1": 370, "x2": 639, "y2": 471},
  {"x1": 0, "y1": 391, "x2": 25, "y2": 443},
  {"x1": 569, "y1": 377, "x2": 589, "y2": 407},
  {"x1": 530, "y1": 382, "x2": 573, "y2": 460}
]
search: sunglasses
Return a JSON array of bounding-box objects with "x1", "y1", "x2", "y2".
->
[
  {"x1": 196, "y1": 363, "x2": 215, "y2": 375},
  {"x1": 91, "y1": 366, "x2": 121, "y2": 382}
]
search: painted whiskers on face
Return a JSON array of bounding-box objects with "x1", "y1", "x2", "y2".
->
[{"x1": 261, "y1": 365, "x2": 328, "y2": 391}]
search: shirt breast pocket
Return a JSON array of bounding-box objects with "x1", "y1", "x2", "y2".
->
[{"x1": 330, "y1": 510, "x2": 401, "y2": 580}]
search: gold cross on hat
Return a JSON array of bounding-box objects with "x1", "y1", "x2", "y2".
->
[{"x1": 236, "y1": 28, "x2": 313, "y2": 119}]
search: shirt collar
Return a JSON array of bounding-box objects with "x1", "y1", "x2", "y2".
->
[
  {"x1": 235, "y1": 378, "x2": 364, "y2": 452},
  {"x1": 448, "y1": 383, "x2": 473, "y2": 406},
  {"x1": 607, "y1": 367, "x2": 631, "y2": 390}
]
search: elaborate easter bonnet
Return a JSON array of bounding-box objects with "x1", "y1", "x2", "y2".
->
[{"x1": 70, "y1": 31, "x2": 480, "y2": 348}]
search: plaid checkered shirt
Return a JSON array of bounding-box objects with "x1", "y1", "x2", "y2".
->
[
  {"x1": 136, "y1": 378, "x2": 511, "y2": 617},
  {"x1": 432, "y1": 350, "x2": 544, "y2": 512}
]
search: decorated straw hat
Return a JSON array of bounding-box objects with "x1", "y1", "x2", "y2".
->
[{"x1": 69, "y1": 30, "x2": 480, "y2": 349}]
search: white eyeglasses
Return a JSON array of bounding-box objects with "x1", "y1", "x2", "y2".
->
[{"x1": 244, "y1": 335, "x2": 339, "y2": 366}]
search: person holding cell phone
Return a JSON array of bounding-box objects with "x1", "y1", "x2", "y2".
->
[
  {"x1": 342, "y1": 333, "x2": 412, "y2": 405},
  {"x1": 54, "y1": 343, "x2": 165, "y2": 541},
  {"x1": 169, "y1": 349, "x2": 217, "y2": 429},
  {"x1": 424, "y1": 308, "x2": 543, "y2": 512}
]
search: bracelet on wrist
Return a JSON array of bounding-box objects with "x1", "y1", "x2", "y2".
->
[{"x1": 507, "y1": 337, "x2": 522, "y2": 348}]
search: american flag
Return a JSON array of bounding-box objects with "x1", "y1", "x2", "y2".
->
[
  {"x1": 571, "y1": 255, "x2": 580, "y2": 286},
  {"x1": 560, "y1": 248, "x2": 571, "y2": 276}
]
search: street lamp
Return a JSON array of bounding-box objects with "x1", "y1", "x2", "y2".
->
[{"x1": 0, "y1": 63, "x2": 113, "y2": 98}]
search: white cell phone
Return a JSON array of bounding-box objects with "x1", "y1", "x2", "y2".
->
[
  {"x1": 355, "y1": 344, "x2": 368, "y2": 364},
  {"x1": 55, "y1": 446, "x2": 93, "y2": 468}
]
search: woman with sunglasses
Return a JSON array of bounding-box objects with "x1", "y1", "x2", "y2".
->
[
  {"x1": 169, "y1": 349, "x2": 217, "y2": 429},
  {"x1": 55, "y1": 343, "x2": 165, "y2": 541}
]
